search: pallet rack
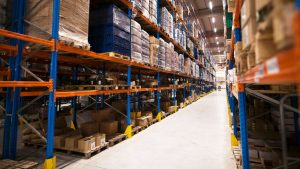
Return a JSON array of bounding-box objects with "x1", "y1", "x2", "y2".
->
[
  {"x1": 0, "y1": 0, "x2": 216, "y2": 168},
  {"x1": 226, "y1": 0, "x2": 300, "y2": 169}
]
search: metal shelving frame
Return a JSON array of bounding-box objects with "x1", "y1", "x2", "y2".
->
[
  {"x1": 226, "y1": 0, "x2": 300, "y2": 169},
  {"x1": 0, "y1": 0, "x2": 216, "y2": 168}
]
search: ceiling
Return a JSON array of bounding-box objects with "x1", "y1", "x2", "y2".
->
[{"x1": 187, "y1": 0, "x2": 225, "y2": 64}]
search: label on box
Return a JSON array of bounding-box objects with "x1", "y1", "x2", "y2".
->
[
  {"x1": 266, "y1": 57, "x2": 279, "y2": 75},
  {"x1": 91, "y1": 141, "x2": 96, "y2": 150}
]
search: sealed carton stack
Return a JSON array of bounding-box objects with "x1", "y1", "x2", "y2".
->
[
  {"x1": 241, "y1": 0, "x2": 256, "y2": 50},
  {"x1": 149, "y1": 36, "x2": 159, "y2": 67},
  {"x1": 89, "y1": 5, "x2": 130, "y2": 56},
  {"x1": 172, "y1": 51, "x2": 179, "y2": 72},
  {"x1": 165, "y1": 43, "x2": 174, "y2": 70},
  {"x1": 141, "y1": 0, "x2": 150, "y2": 19},
  {"x1": 158, "y1": 38, "x2": 166, "y2": 69},
  {"x1": 179, "y1": 54, "x2": 184, "y2": 73},
  {"x1": 149, "y1": 0, "x2": 157, "y2": 24},
  {"x1": 160, "y1": 7, "x2": 173, "y2": 38},
  {"x1": 141, "y1": 30, "x2": 150, "y2": 64},
  {"x1": 184, "y1": 58, "x2": 191, "y2": 75},
  {"x1": 131, "y1": 20, "x2": 143, "y2": 63},
  {"x1": 26, "y1": 0, "x2": 90, "y2": 49}
]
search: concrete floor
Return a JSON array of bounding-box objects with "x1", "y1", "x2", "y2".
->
[{"x1": 62, "y1": 90, "x2": 236, "y2": 169}]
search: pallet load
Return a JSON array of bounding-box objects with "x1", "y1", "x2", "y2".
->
[
  {"x1": 179, "y1": 54, "x2": 184, "y2": 73},
  {"x1": 89, "y1": 5, "x2": 130, "y2": 56},
  {"x1": 131, "y1": 20, "x2": 143, "y2": 63},
  {"x1": 149, "y1": 36, "x2": 159, "y2": 67},
  {"x1": 134, "y1": 0, "x2": 142, "y2": 10},
  {"x1": 184, "y1": 58, "x2": 191, "y2": 75},
  {"x1": 149, "y1": 0, "x2": 157, "y2": 24},
  {"x1": 26, "y1": 0, "x2": 90, "y2": 49},
  {"x1": 141, "y1": 0, "x2": 150, "y2": 19},
  {"x1": 160, "y1": 7, "x2": 173, "y2": 38},
  {"x1": 240, "y1": 0, "x2": 256, "y2": 50},
  {"x1": 172, "y1": 51, "x2": 179, "y2": 72},
  {"x1": 165, "y1": 42, "x2": 173, "y2": 70},
  {"x1": 176, "y1": 3, "x2": 183, "y2": 20},
  {"x1": 141, "y1": 30, "x2": 150, "y2": 64},
  {"x1": 158, "y1": 38, "x2": 166, "y2": 69}
]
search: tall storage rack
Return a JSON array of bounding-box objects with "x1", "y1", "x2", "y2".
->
[
  {"x1": 226, "y1": 0, "x2": 300, "y2": 169},
  {"x1": 0, "y1": 0, "x2": 216, "y2": 167}
]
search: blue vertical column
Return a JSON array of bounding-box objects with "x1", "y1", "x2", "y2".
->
[
  {"x1": 238, "y1": 84, "x2": 249, "y2": 169},
  {"x1": 156, "y1": 72, "x2": 161, "y2": 114},
  {"x1": 126, "y1": 66, "x2": 131, "y2": 125},
  {"x1": 45, "y1": 0, "x2": 60, "y2": 167},
  {"x1": 71, "y1": 66, "x2": 78, "y2": 129},
  {"x1": 95, "y1": 68, "x2": 100, "y2": 111},
  {"x1": 138, "y1": 69, "x2": 141, "y2": 111},
  {"x1": 172, "y1": 74, "x2": 176, "y2": 106}
]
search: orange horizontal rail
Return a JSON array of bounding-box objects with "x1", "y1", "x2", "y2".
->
[
  {"x1": 0, "y1": 80, "x2": 53, "y2": 90},
  {"x1": 0, "y1": 29, "x2": 54, "y2": 47},
  {"x1": 237, "y1": 49, "x2": 297, "y2": 84}
]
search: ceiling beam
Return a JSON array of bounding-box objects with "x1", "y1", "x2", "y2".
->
[
  {"x1": 204, "y1": 30, "x2": 224, "y2": 38},
  {"x1": 191, "y1": 6, "x2": 224, "y2": 19}
]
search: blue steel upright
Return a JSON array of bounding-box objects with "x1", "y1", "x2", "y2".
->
[
  {"x1": 237, "y1": 84, "x2": 249, "y2": 169},
  {"x1": 45, "y1": 0, "x2": 60, "y2": 165},
  {"x1": 157, "y1": 72, "x2": 161, "y2": 113},
  {"x1": 172, "y1": 74, "x2": 176, "y2": 106},
  {"x1": 72, "y1": 66, "x2": 78, "y2": 128},
  {"x1": 127, "y1": 66, "x2": 131, "y2": 125}
]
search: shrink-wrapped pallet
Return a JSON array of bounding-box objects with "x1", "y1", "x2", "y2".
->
[
  {"x1": 89, "y1": 5, "x2": 131, "y2": 56},
  {"x1": 179, "y1": 54, "x2": 184, "y2": 73},
  {"x1": 141, "y1": 0, "x2": 150, "y2": 19},
  {"x1": 141, "y1": 30, "x2": 150, "y2": 64},
  {"x1": 131, "y1": 20, "x2": 142, "y2": 63},
  {"x1": 26, "y1": 0, "x2": 90, "y2": 49},
  {"x1": 149, "y1": 0, "x2": 157, "y2": 24},
  {"x1": 160, "y1": 7, "x2": 173, "y2": 38},
  {"x1": 158, "y1": 38, "x2": 166, "y2": 68}
]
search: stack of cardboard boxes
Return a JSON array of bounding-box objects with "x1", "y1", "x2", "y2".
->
[{"x1": 149, "y1": 36, "x2": 159, "y2": 67}]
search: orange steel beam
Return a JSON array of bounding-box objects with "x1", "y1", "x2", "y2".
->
[
  {"x1": 233, "y1": 0, "x2": 242, "y2": 28},
  {"x1": 0, "y1": 29, "x2": 54, "y2": 47},
  {"x1": 0, "y1": 80, "x2": 53, "y2": 90}
]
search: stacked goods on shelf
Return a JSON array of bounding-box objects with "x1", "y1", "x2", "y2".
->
[
  {"x1": 227, "y1": 0, "x2": 236, "y2": 13},
  {"x1": 141, "y1": 30, "x2": 150, "y2": 64},
  {"x1": 26, "y1": 0, "x2": 90, "y2": 49},
  {"x1": 240, "y1": 0, "x2": 256, "y2": 50},
  {"x1": 195, "y1": 65, "x2": 200, "y2": 78},
  {"x1": 89, "y1": 5, "x2": 130, "y2": 56},
  {"x1": 158, "y1": 38, "x2": 166, "y2": 69},
  {"x1": 141, "y1": 0, "x2": 150, "y2": 19},
  {"x1": 272, "y1": 0, "x2": 295, "y2": 50},
  {"x1": 0, "y1": 0, "x2": 7, "y2": 28},
  {"x1": 165, "y1": 43, "x2": 174, "y2": 70},
  {"x1": 187, "y1": 38, "x2": 194, "y2": 56},
  {"x1": 134, "y1": 0, "x2": 142, "y2": 10},
  {"x1": 149, "y1": 0, "x2": 157, "y2": 24},
  {"x1": 149, "y1": 36, "x2": 159, "y2": 67},
  {"x1": 179, "y1": 54, "x2": 184, "y2": 73},
  {"x1": 184, "y1": 58, "x2": 191, "y2": 75},
  {"x1": 176, "y1": 3, "x2": 183, "y2": 19},
  {"x1": 131, "y1": 20, "x2": 143, "y2": 63},
  {"x1": 172, "y1": 51, "x2": 179, "y2": 72},
  {"x1": 160, "y1": 7, "x2": 173, "y2": 38}
]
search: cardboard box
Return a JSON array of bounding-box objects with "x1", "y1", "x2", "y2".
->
[
  {"x1": 92, "y1": 133, "x2": 106, "y2": 147},
  {"x1": 92, "y1": 108, "x2": 113, "y2": 122},
  {"x1": 255, "y1": 0, "x2": 271, "y2": 12},
  {"x1": 54, "y1": 135, "x2": 66, "y2": 148},
  {"x1": 136, "y1": 117, "x2": 148, "y2": 127},
  {"x1": 99, "y1": 121, "x2": 118, "y2": 136},
  {"x1": 65, "y1": 134, "x2": 82, "y2": 150},
  {"x1": 255, "y1": 31, "x2": 276, "y2": 64},
  {"x1": 242, "y1": 18, "x2": 256, "y2": 50},
  {"x1": 80, "y1": 121, "x2": 99, "y2": 137},
  {"x1": 227, "y1": 0, "x2": 236, "y2": 13},
  {"x1": 78, "y1": 136, "x2": 96, "y2": 152},
  {"x1": 241, "y1": 0, "x2": 256, "y2": 27}
]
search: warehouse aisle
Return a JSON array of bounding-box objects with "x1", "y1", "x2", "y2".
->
[{"x1": 62, "y1": 90, "x2": 236, "y2": 169}]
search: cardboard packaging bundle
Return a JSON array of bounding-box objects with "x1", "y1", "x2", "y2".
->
[
  {"x1": 184, "y1": 58, "x2": 191, "y2": 75},
  {"x1": 227, "y1": 0, "x2": 236, "y2": 13},
  {"x1": 131, "y1": 20, "x2": 143, "y2": 63},
  {"x1": 141, "y1": 30, "x2": 150, "y2": 64},
  {"x1": 165, "y1": 42, "x2": 173, "y2": 70},
  {"x1": 272, "y1": 0, "x2": 295, "y2": 50},
  {"x1": 26, "y1": 0, "x2": 90, "y2": 49},
  {"x1": 149, "y1": 36, "x2": 159, "y2": 67},
  {"x1": 241, "y1": 0, "x2": 256, "y2": 50},
  {"x1": 160, "y1": 7, "x2": 173, "y2": 38},
  {"x1": 179, "y1": 54, "x2": 184, "y2": 73}
]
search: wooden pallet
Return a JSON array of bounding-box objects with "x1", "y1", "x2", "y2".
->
[
  {"x1": 59, "y1": 38, "x2": 90, "y2": 51},
  {"x1": 108, "y1": 133, "x2": 127, "y2": 147},
  {"x1": 105, "y1": 52, "x2": 129, "y2": 60},
  {"x1": 0, "y1": 159, "x2": 38, "y2": 169},
  {"x1": 132, "y1": 126, "x2": 143, "y2": 135},
  {"x1": 55, "y1": 142, "x2": 109, "y2": 159},
  {"x1": 130, "y1": 85, "x2": 142, "y2": 90}
]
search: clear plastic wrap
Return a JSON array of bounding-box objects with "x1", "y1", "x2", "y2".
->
[
  {"x1": 131, "y1": 19, "x2": 141, "y2": 30},
  {"x1": 160, "y1": 7, "x2": 173, "y2": 38},
  {"x1": 26, "y1": 0, "x2": 90, "y2": 48},
  {"x1": 132, "y1": 51, "x2": 143, "y2": 62},
  {"x1": 141, "y1": 0, "x2": 150, "y2": 19},
  {"x1": 149, "y1": 0, "x2": 157, "y2": 24},
  {"x1": 149, "y1": 36, "x2": 159, "y2": 67},
  {"x1": 158, "y1": 38, "x2": 166, "y2": 68}
]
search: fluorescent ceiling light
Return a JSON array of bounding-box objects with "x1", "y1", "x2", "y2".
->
[
  {"x1": 214, "y1": 28, "x2": 217, "y2": 32},
  {"x1": 212, "y1": 17, "x2": 215, "y2": 23},
  {"x1": 209, "y1": 1, "x2": 213, "y2": 10},
  {"x1": 215, "y1": 37, "x2": 218, "y2": 40},
  {"x1": 217, "y1": 41, "x2": 219, "y2": 45}
]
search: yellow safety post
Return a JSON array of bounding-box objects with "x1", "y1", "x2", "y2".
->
[
  {"x1": 124, "y1": 125, "x2": 132, "y2": 138},
  {"x1": 43, "y1": 156, "x2": 56, "y2": 169},
  {"x1": 156, "y1": 112, "x2": 162, "y2": 121}
]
